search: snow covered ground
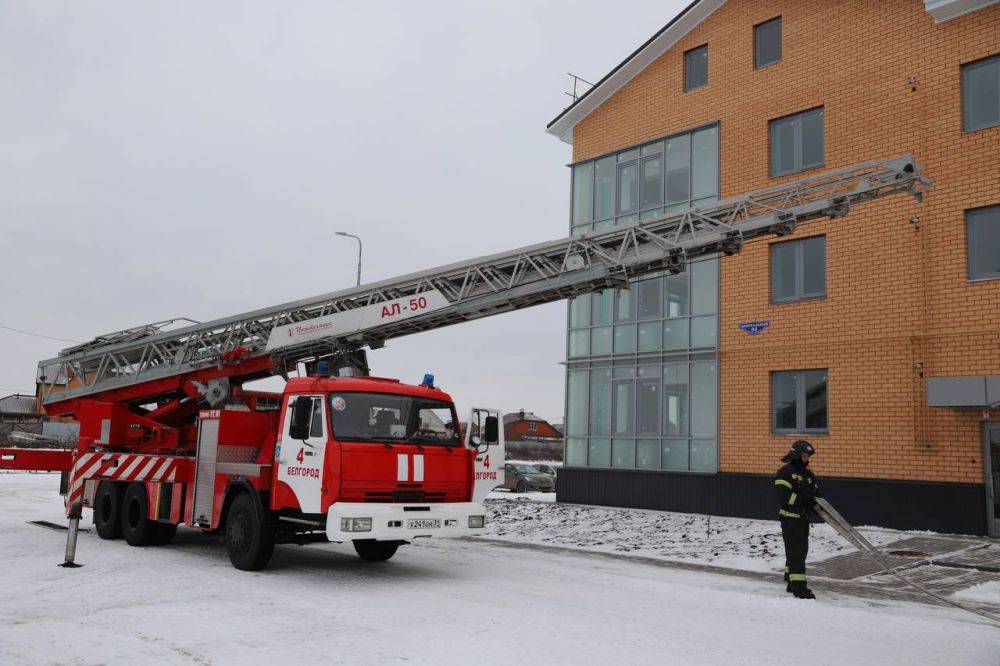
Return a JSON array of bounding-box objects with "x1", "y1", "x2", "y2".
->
[
  {"x1": 482, "y1": 493, "x2": 899, "y2": 573},
  {"x1": 2, "y1": 473, "x2": 998, "y2": 665}
]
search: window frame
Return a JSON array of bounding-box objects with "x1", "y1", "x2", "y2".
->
[
  {"x1": 771, "y1": 369, "x2": 829, "y2": 435},
  {"x1": 961, "y1": 53, "x2": 1000, "y2": 133},
  {"x1": 754, "y1": 16, "x2": 782, "y2": 70},
  {"x1": 769, "y1": 107, "x2": 824, "y2": 177},
  {"x1": 966, "y1": 204, "x2": 1000, "y2": 282},
  {"x1": 770, "y1": 235, "x2": 827, "y2": 303},
  {"x1": 684, "y1": 44, "x2": 709, "y2": 92}
]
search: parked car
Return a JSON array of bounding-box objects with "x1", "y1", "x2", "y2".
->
[{"x1": 503, "y1": 463, "x2": 555, "y2": 493}]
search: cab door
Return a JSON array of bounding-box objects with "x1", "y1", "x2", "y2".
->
[
  {"x1": 464, "y1": 407, "x2": 505, "y2": 503},
  {"x1": 276, "y1": 394, "x2": 327, "y2": 514}
]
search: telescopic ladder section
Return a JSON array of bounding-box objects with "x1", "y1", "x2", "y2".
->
[{"x1": 37, "y1": 155, "x2": 928, "y2": 408}]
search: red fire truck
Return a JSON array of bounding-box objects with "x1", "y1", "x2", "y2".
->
[{"x1": 0, "y1": 155, "x2": 927, "y2": 572}]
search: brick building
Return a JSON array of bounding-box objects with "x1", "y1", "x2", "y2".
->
[
  {"x1": 549, "y1": 0, "x2": 1000, "y2": 535},
  {"x1": 504, "y1": 410, "x2": 564, "y2": 442}
]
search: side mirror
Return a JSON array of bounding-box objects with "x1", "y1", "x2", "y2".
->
[
  {"x1": 288, "y1": 397, "x2": 312, "y2": 441},
  {"x1": 484, "y1": 416, "x2": 499, "y2": 445}
]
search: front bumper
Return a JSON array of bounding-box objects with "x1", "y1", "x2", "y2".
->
[{"x1": 327, "y1": 501, "x2": 488, "y2": 542}]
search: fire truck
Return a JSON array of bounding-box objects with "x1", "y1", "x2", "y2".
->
[{"x1": 0, "y1": 155, "x2": 928, "y2": 571}]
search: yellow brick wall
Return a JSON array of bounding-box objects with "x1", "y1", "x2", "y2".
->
[{"x1": 571, "y1": 0, "x2": 1000, "y2": 483}]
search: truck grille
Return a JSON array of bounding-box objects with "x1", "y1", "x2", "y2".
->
[{"x1": 363, "y1": 490, "x2": 447, "y2": 503}]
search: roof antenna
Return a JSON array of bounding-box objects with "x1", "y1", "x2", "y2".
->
[{"x1": 565, "y1": 73, "x2": 595, "y2": 103}]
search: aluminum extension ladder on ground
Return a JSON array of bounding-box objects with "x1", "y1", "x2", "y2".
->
[{"x1": 37, "y1": 155, "x2": 928, "y2": 407}]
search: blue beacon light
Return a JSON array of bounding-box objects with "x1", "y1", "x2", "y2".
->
[{"x1": 421, "y1": 374, "x2": 435, "y2": 388}]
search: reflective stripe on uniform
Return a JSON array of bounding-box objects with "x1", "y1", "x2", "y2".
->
[
  {"x1": 774, "y1": 479, "x2": 792, "y2": 489},
  {"x1": 779, "y1": 509, "x2": 802, "y2": 519},
  {"x1": 788, "y1": 574, "x2": 807, "y2": 582},
  {"x1": 788, "y1": 492, "x2": 797, "y2": 505}
]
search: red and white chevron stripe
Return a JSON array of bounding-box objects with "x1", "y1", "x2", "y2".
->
[{"x1": 66, "y1": 452, "x2": 181, "y2": 516}]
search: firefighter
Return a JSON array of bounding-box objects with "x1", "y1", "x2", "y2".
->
[{"x1": 774, "y1": 439, "x2": 819, "y2": 599}]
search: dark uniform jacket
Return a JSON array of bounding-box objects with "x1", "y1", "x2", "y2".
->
[{"x1": 774, "y1": 460, "x2": 820, "y2": 521}]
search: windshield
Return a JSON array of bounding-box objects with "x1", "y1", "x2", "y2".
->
[
  {"x1": 515, "y1": 464, "x2": 545, "y2": 474},
  {"x1": 329, "y1": 392, "x2": 460, "y2": 446}
]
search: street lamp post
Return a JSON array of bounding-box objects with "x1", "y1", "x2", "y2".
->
[{"x1": 335, "y1": 232, "x2": 362, "y2": 287}]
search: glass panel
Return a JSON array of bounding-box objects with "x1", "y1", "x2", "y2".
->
[
  {"x1": 637, "y1": 364, "x2": 659, "y2": 378},
  {"x1": 588, "y1": 438, "x2": 611, "y2": 467},
  {"x1": 801, "y1": 108, "x2": 824, "y2": 169},
  {"x1": 612, "y1": 439, "x2": 636, "y2": 468},
  {"x1": 690, "y1": 361, "x2": 717, "y2": 437},
  {"x1": 638, "y1": 381, "x2": 660, "y2": 435},
  {"x1": 640, "y1": 156, "x2": 663, "y2": 209},
  {"x1": 804, "y1": 369, "x2": 828, "y2": 430},
  {"x1": 691, "y1": 258, "x2": 718, "y2": 315},
  {"x1": 770, "y1": 116, "x2": 796, "y2": 175},
  {"x1": 619, "y1": 148, "x2": 640, "y2": 162},
  {"x1": 963, "y1": 56, "x2": 1000, "y2": 131},
  {"x1": 309, "y1": 398, "x2": 324, "y2": 437},
  {"x1": 641, "y1": 141, "x2": 662, "y2": 156},
  {"x1": 664, "y1": 272, "x2": 689, "y2": 317},
  {"x1": 572, "y1": 162, "x2": 594, "y2": 225},
  {"x1": 663, "y1": 363, "x2": 689, "y2": 437},
  {"x1": 665, "y1": 134, "x2": 691, "y2": 204},
  {"x1": 594, "y1": 156, "x2": 616, "y2": 220},
  {"x1": 571, "y1": 225, "x2": 589, "y2": 237},
  {"x1": 636, "y1": 439, "x2": 660, "y2": 469},
  {"x1": 690, "y1": 439, "x2": 717, "y2": 472},
  {"x1": 617, "y1": 213, "x2": 639, "y2": 226},
  {"x1": 613, "y1": 381, "x2": 635, "y2": 435},
  {"x1": 569, "y1": 295, "x2": 591, "y2": 329},
  {"x1": 614, "y1": 324, "x2": 637, "y2": 353},
  {"x1": 661, "y1": 439, "x2": 689, "y2": 470},
  {"x1": 637, "y1": 277, "x2": 662, "y2": 319},
  {"x1": 615, "y1": 288, "x2": 634, "y2": 322},
  {"x1": 968, "y1": 206, "x2": 1000, "y2": 279},
  {"x1": 591, "y1": 326, "x2": 613, "y2": 355},
  {"x1": 594, "y1": 219, "x2": 614, "y2": 231},
  {"x1": 663, "y1": 319, "x2": 689, "y2": 350},
  {"x1": 755, "y1": 17, "x2": 781, "y2": 68},
  {"x1": 771, "y1": 241, "x2": 797, "y2": 301},
  {"x1": 565, "y1": 438, "x2": 587, "y2": 466},
  {"x1": 640, "y1": 208, "x2": 663, "y2": 221},
  {"x1": 568, "y1": 329, "x2": 589, "y2": 358},
  {"x1": 638, "y1": 321, "x2": 663, "y2": 352},
  {"x1": 589, "y1": 368, "x2": 612, "y2": 435},
  {"x1": 618, "y1": 163, "x2": 638, "y2": 213},
  {"x1": 691, "y1": 126, "x2": 718, "y2": 200},
  {"x1": 691, "y1": 315, "x2": 717, "y2": 348},
  {"x1": 772, "y1": 371, "x2": 798, "y2": 430},
  {"x1": 613, "y1": 366, "x2": 637, "y2": 379},
  {"x1": 802, "y1": 236, "x2": 826, "y2": 296},
  {"x1": 685, "y1": 45, "x2": 708, "y2": 91},
  {"x1": 593, "y1": 289, "x2": 613, "y2": 325},
  {"x1": 567, "y1": 370, "x2": 588, "y2": 437}
]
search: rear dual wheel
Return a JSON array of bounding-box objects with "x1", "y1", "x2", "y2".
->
[
  {"x1": 94, "y1": 482, "x2": 124, "y2": 540},
  {"x1": 121, "y1": 482, "x2": 176, "y2": 546}
]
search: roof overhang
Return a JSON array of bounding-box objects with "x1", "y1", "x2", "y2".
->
[
  {"x1": 545, "y1": 0, "x2": 726, "y2": 145},
  {"x1": 924, "y1": 0, "x2": 999, "y2": 23},
  {"x1": 926, "y1": 376, "x2": 1000, "y2": 408}
]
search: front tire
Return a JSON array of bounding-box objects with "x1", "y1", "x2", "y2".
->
[
  {"x1": 121, "y1": 482, "x2": 158, "y2": 546},
  {"x1": 515, "y1": 480, "x2": 527, "y2": 493},
  {"x1": 225, "y1": 492, "x2": 275, "y2": 571},
  {"x1": 94, "y1": 482, "x2": 124, "y2": 540},
  {"x1": 353, "y1": 540, "x2": 399, "y2": 562}
]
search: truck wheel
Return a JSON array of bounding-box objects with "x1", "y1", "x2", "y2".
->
[
  {"x1": 225, "y1": 492, "x2": 274, "y2": 571},
  {"x1": 121, "y1": 482, "x2": 157, "y2": 546},
  {"x1": 353, "y1": 540, "x2": 399, "y2": 562},
  {"x1": 94, "y1": 482, "x2": 123, "y2": 540}
]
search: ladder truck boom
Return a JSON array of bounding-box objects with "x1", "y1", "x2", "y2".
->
[{"x1": 3, "y1": 154, "x2": 927, "y2": 571}]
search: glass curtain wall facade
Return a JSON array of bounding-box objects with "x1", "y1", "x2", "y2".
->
[{"x1": 565, "y1": 124, "x2": 720, "y2": 473}]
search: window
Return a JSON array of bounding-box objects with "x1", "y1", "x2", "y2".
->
[
  {"x1": 770, "y1": 107, "x2": 823, "y2": 176},
  {"x1": 772, "y1": 370, "x2": 828, "y2": 433},
  {"x1": 329, "y1": 393, "x2": 460, "y2": 445},
  {"x1": 963, "y1": 54, "x2": 1000, "y2": 132},
  {"x1": 528, "y1": 421, "x2": 537, "y2": 432},
  {"x1": 771, "y1": 236, "x2": 826, "y2": 302},
  {"x1": 754, "y1": 17, "x2": 781, "y2": 68},
  {"x1": 967, "y1": 205, "x2": 1000, "y2": 280},
  {"x1": 685, "y1": 45, "x2": 708, "y2": 91}
]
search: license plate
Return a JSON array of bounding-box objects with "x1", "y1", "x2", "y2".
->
[{"x1": 407, "y1": 518, "x2": 441, "y2": 529}]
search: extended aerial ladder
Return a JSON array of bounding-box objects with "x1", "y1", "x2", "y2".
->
[{"x1": 34, "y1": 154, "x2": 927, "y2": 422}]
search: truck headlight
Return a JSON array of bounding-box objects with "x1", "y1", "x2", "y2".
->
[
  {"x1": 341, "y1": 517, "x2": 372, "y2": 532},
  {"x1": 468, "y1": 515, "x2": 485, "y2": 528}
]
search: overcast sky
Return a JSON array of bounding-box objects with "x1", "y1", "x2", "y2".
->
[{"x1": 0, "y1": 1, "x2": 686, "y2": 423}]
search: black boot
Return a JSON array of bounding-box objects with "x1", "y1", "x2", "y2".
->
[
  {"x1": 790, "y1": 581, "x2": 816, "y2": 599},
  {"x1": 786, "y1": 582, "x2": 793, "y2": 593}
]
